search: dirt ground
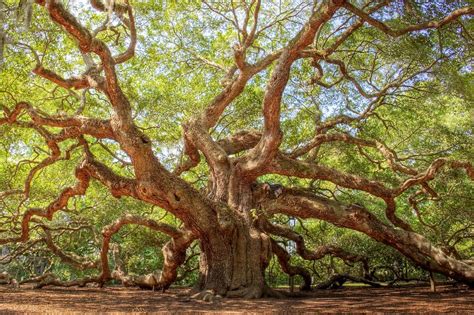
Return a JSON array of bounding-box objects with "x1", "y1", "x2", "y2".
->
[{"x1": 0, "y1": 284, "x2": 472, "y2": 314}]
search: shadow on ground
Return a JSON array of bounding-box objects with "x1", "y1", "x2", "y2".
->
[{"x1": 0, "y1": 284, "x2": 472, "y2": 313}]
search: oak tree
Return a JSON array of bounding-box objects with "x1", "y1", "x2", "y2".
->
[{"x1": 0, "y1": 0, "x2": 473, "y2": 298}]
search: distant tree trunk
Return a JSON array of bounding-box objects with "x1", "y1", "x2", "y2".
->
[{"x1": 430, "y1": 271, "x2": 437, "y2": 292}]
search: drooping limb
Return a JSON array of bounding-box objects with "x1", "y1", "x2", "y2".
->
[
  {"x1": 0, "y1": 163, "x2": 91, "y2": 245},
  {"x1": 258, "y1": 216, "x2": 370, "y2": 278},
  {"x1": 269, "y1": 239, "x2": 312, "y2": 291},
  {"x1": 99, "y1": 214, "x2": 196, "y2": 290},
  {"x1": 21, "y1": 273, "x2": 100, "y2": 289},
  {"x1": 260, "y1": 188, "x2": 474, "y2": 286},
  {"x1": 269, "y1": 154, "x2": 473, "y2": 232},
  {"x1": 41, "y1": 225, "x2": 100, "y2": 271}
]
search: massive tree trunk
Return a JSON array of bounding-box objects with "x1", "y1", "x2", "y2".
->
[
  {"x1": 193, "y1": 174, "x2": 273, "y2": 298},
  {"x1": 197, "y1": 224, "x2": 271, "y2": 298}
]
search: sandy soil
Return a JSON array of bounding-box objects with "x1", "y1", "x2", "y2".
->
[{"x1": 0, "y1": 284, "x2": 472, "y2": 314}]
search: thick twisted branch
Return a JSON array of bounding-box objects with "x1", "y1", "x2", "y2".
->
[
  {"x1": 0, "y1": 164, "x2": 91, "y2": 245},
  {"x1": 260, "y1": 188, "x2": 474, "y2": 286},
  {"x1": 343, "y1": 3, "x2": 473, "y2": 37},
  {"x1": 258, "y1": 216, "x2": 369, "y2": 276},
  {"x1": 269, "y1": 239, "x2": 312, "y2": 291},
  {"x1": 239, "y1": 0, "x2": 345, "y2": 177},
  {"x1": 99, "y1": 214, "x2": 195, "y2": 291}
]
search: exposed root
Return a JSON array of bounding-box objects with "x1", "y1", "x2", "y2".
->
[
  {"x1": 111, "y1": 270, "x2": 166, "y2": 291},
  {"x1": 0, "y1": 272, "x2": 19, "y2": 288},
  {"x1": 0, "y1": 271, "x2": 11, "y2": 285},
  {"x1": 191, "y1": 289, "x2": 223, "y2": 302},
  {"x1": 226, "y1": 285, "x2": 264, "y2": 299},
  {"x1": 262, "y1": 284, "x2": 285, "y2": 298},
  {"x1": 189, "y1": 285, "x2": 277, "y2": 300}
]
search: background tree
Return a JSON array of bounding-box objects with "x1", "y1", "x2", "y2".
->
[{"x1": 0, "y1": 0, "x2": 473, "y2": 299}]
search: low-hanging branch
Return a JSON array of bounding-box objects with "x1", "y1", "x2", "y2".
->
[
  {"x1": 258, "y1": 216, "x2": 370, "y2": 277},
  {"x1": 270, "y1": 238, "x2": 312, "y2": 291},
  {"x1": 260, "y1": 187, "x2": 474, "y2": 286},
  {"x1": 99, "y1": 214, "x2": 196, "y2": 290}
]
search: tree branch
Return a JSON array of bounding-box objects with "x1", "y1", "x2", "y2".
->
[
  {"x1": 269, "y1": 238, "x2": 312, "y2": 291},
  {"x1": 239, "y1": 0, "x2": 346, "y2": 177},
  {"x1": 260, "y1": 188, "x2": 474, "y2": 285},
  {"x1": 343, "y1": 3, "x2": 473, "y2": 37}
]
